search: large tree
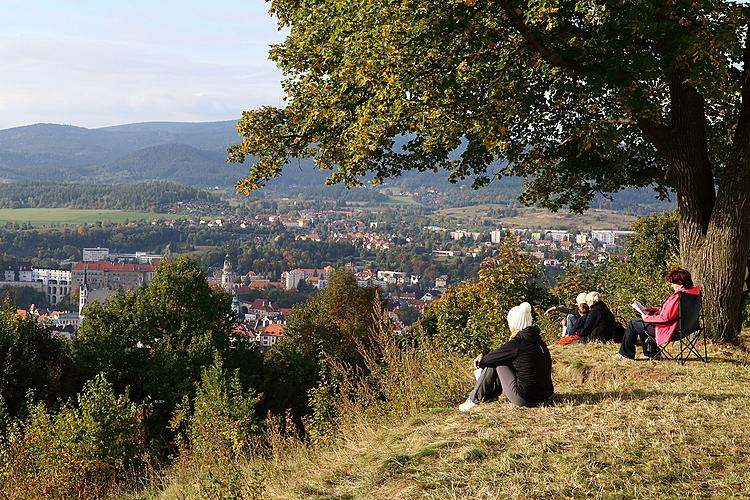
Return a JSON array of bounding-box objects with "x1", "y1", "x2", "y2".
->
[{"x1": 230, "y1": 0, "x2": 750, "y2": 340}]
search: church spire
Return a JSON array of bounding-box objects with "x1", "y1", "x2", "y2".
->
[
  {"x1": 79, "y1": 264, "x2": 89, "y2": 316},
  {"x1": 222, "y1": 254, "x2": 234, "y2": 294}
]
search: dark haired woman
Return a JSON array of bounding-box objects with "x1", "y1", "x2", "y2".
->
[{"x1": 615, "y1": 268, "x2": 701, "y2": 360}]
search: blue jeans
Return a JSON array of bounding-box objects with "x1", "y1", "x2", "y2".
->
[{"x1": 565, "y1": 314, "x2": 577, "y2": 336}]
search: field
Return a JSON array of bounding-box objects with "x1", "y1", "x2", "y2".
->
[
  {"x1": 0, "y1": 208, "x2": 174, "y2": 225},
  {"x1": 435, "y1": 204, "x2": 637, "y2": 230}
]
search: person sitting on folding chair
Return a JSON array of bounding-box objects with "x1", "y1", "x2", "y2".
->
[{"x1": 615, "y1": 268, "x2": 701, "y2": 360}]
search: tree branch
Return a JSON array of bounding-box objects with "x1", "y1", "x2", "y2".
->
[{"x1": 500, "y1": 6, "x2": 587, "y2": 73}]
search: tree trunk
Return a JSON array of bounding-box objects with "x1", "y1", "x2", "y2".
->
[
  {"x1": 661, "y1": 77, "x2": 750, "y2": 340},
  {"x1": 685, "y1": 197, "x2": 750, "y2": 341},
  {"x1": 665, "y1": 85, "x2": 750, "y2": 340}
]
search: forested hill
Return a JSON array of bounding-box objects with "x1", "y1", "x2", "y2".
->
[
  {"x1": 96, "y1": 144, "x2": 238, "y2": 186},
  {"x1": 0, "y1": 120, "x2": 674, "y2": 212},
  {"x1": 0, "y1": 121, "x2": 243, "y2": 187},
  {"x1": 0, "y1": 181, "x2": 216, "y2": 211}
]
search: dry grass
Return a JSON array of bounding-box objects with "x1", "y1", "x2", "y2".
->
[
  {"x1": 434, "y1": 204, "x2": 636, "y2": 230},
  {"x1": 139, "y1": 340, "x2": 750, "y2": 499}
]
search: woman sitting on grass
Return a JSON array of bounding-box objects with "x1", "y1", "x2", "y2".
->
[
  {"x1": 545, "y1": 292, "x2": 588, "y2": 337},
  {"x1": 459, "y1": 302, "x2": 554, "y2": 411},
  {"x1": 616, "y1": 268, "x2": 701, "y2": 360}
]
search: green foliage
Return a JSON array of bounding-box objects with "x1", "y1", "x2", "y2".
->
[
  {"x1": 0, "y1": 374, "x2": 146, "y2": 498},
  {"x1": 602, "y1": 212, "x2": 678, "y2": 322},
  {"x1": 0, "y1": 300, "x2": 69, "y2": 419},
  {"x1": 548, "y1": 263, "x2": 606, "y2": 308},
  {"x1": 261, "y1": 269, "x2": 380, "y2": 419},
  {"x1": 396, "y1": 304, "x2": 420, "y2": 326},
  {"x1": 71, "y1": 257, "x2": 248, "y2": 441},
  {"x1": 424, "y1": 234, "x2": 545, "y2": 353},
  {"x1": 0, "y1": 181, "x2": 216, "y2": 212},
  {"x1": 231, "y1": 1, "x2": 741, "y2": 208},
  {"x1": 304, "y1": 354, "x2": 338, "y2": 446},
  {"x1": 626, "y1": 211, "x2": 680, "y2": 274},
  {"x1": 171, "y1": 356, "x2": 261, "y2": 465},
  {"x1": 1, "y1": 285, "x2": 49, "y2": 309}
]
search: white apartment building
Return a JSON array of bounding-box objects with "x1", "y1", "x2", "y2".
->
[
  {"x1": 83, "y1": 247, "x2": 110, "y2": 261},
  {"x1": 32, "y1": 268, "x2": 73, "y2": 305},
  {"x1": 545, "y1": 230, "x2": 572, "y2": 242}
]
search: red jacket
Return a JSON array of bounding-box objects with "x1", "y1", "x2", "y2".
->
[{"x1": 643, "y1": 286, "x2": 701, "y2": 346}]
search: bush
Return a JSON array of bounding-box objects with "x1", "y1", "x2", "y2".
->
[
  {"x1": 424, "y1": 233, "x2": 545, "y2": 353},
  {"x1": 171, "y1": 356, "x2": 262, "y2": 466},
  {"x1": 0, "y1": 374, "x2": 146, "y2": 499},
  {"x1": 0, "y1": 300, "x2": 70, "y2": 420},
  {"x1": 259, "y1": 269, "x2": 381, "y2": 420}
]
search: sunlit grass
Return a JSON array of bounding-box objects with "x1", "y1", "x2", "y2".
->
[
  {"x1": 0, "y1": 208, "x2": 176, "y2": 225},
  {"x1": 141, "y1": 339, "x2": 750, "y2": 499}
]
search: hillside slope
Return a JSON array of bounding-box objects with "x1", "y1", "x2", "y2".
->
[
  {"x1": 152, "y1": 342, "x2": 750, "y2": 499},
  {"x1": 97, "y1": 143, "x2": 240, "y2": 186}
]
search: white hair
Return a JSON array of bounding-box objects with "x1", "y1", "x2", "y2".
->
[{"x1": 586, "y1": 291, "x2": 600, "y2": 305}]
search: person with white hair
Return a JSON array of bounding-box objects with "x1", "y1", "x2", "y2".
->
[
  {"x1": 545, "y1": 292, "x2": 588, "y2": 337},
  {"x1": 458, "y1": 302, "x2": 554, "y2": 411},
  {"x1": 577, "y1": 291, "x2": 617, "y2": 342}
]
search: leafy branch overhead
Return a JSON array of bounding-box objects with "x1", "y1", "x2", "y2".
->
[{"x1": 229, "y1": 0, "x2": 745, "y2": 212}]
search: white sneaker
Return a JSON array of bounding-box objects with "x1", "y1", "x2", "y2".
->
[{"x1": 458, "y1": 398, "x2": 477, "y2": 412}]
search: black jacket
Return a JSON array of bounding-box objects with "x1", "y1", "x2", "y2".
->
[
  {"x1": 479, "y1": 325, "x2": 554, "y2": 405},
  {"x1": 578, "y1": 301, "x2": 615, "y2": 342}
]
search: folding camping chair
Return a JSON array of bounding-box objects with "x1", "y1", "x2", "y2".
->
[{"x1": 648, "y1": 291, "x2": 708, "y2": 364}]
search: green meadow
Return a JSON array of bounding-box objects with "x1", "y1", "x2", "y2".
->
[{"x1": 0, "y1": 208, "x2": 174, "y2": 225}]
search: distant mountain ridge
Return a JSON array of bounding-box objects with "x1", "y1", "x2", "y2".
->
[
  {"x1": 0, "y1": 120, "x2": 674, "y2": 212},
  {"x1": 0, "y1": 121, "x2": 244, "y2": 186}
]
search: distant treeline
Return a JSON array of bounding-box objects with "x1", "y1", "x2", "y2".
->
[{"x1": 0, "y1": 182, "x2": 216, "y2": 211}]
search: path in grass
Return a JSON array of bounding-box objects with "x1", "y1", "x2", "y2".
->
[
  {"x1": 256, "y1": 342, "x2": 750, "y2": 499},
  {"x1": 0, "y1": 208, "x2": 176, "y2": 225}
]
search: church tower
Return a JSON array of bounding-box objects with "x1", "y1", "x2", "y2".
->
[
  {"x1": 79, "y1": 265, "x2": 89, "y2": 316},
  {"x1": 222, "y1": 254, "x2": 234, "y2": 294}
]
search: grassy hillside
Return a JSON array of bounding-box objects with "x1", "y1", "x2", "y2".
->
[
  {"x1": 145, "y1": 340, "x2": 750, "y2": 499},
  {"x1": 436, "y1": 204, "x2": 638, "y2": 231}
]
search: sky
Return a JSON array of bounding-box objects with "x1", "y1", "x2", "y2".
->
[{"x1": 0, "y1": 0, "x2": 286, "y2": 129}]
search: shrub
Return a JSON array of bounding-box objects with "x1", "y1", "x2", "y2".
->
[
  {"x1": 304, "y1": 354, "x2": 339, "y2": 446},
  {"x1": 260, "y1": 269, "x2": 381, "y2": 420},
  {"x1": 171, "y1": 356, "x2": 262, "y2": 466},
  {"x1": 0, "y1": 300, "x2": 70, "y2": 419},
  {"x1": 424, "y1": 233, "x2": 545, "y2": 353},
  {"x1": 0, "y1": 373, "x2": 146, "y2": 499}
]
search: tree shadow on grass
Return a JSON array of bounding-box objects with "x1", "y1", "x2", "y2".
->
[{"x1": 548, "y1": 389, "x2": 743, "y2": 406}]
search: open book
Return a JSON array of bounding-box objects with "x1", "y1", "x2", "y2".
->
[{"x1": 631, "y1": 300, "x2": 649, "y2": 316}]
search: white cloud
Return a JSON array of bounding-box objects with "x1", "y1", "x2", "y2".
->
[{"x1": 0, "y1": 1, "x2": 286, "y2": 129}]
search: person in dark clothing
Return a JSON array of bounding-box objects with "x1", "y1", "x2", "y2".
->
[
  {"x1": 545, "y1": 292, "x2": 587, "y2": 337},
  {"x1": 459, "y1": 302, "x2": 554, "y2": 411},
  {"x1": 578, "y1": 291, "x2": 616, "y2": 342},
  {"x1": 569, "y1": 303, "x2": 589, "y2": 335}
]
